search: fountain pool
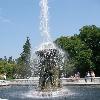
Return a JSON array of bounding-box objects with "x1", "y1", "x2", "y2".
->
[
  {"x1": 0, "y1": 85, "x2": 100, "y2": 100},
  {"x1": 1, "y1": 0, "x2": 100, "y2": 100}
]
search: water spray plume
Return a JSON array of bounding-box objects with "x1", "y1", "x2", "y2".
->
[{"x1": 40, "y1": 0, "x2": 51, "y2": 42}]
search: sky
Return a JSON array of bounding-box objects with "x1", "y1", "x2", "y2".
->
[{"x1": 0, "y1": 0, "x2": 100, "y2": 59}]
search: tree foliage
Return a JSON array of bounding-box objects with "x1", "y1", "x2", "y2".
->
[
  {"x1": 15, "y1": 37, "x2": 32, "y2": 78},
  {"x1": 55, "y1": 25, "x2": 100, "y2": 77},
  {"x1": 79, "y1": 25, "x2": 100, "y2": 76},
  {"x1": 1, "y1": 25, "x2": 100, "y2": 78},
  {"x1": 0, "y1": 57, "x2": 16, "y2": 79},
  {"x1": 55, "y1": 35, "x2": 92, "y2": 77}
]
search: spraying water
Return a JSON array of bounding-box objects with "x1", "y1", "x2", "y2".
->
[
  {"x1": 40, "y1": 0, "x2": 51, "y2": 42},
  {"x1": 33, "y1": 0, "x2": 66, "y2": 92}
]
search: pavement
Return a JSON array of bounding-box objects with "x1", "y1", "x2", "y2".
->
[{"x1": 0, "y1": 77, "x2": 100, "y2": 86}]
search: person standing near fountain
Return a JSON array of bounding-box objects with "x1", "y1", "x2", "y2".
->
[
  {"x1": 91, "y1": 71, "x2": 95, "y2": 82},
  {"x1": 85, "y1": 71, "x2": 91, "y2": 82}
]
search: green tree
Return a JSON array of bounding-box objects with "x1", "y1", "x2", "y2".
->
[
  {"x1": 15, "y1": 37, "x2": 32, "y2": 78},
  {"x1": 55, "y1": 35, "x2": 92, "y2": 77},
  {"x1": 0, "y1": 57, "x2": 16, "y2": 79},
  {"x1": 79, "y1": 25, "x2": 100, "y2": 76}
]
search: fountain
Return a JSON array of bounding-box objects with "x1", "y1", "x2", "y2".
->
[
  {"x1": 0, "y1": 0, "x2": 100, "y2": 100},
  {"x1": 32, "y1": 0, "x2": 65, "y2": 95},
  {"x1": 36, "y1": 48, "x2": 61, "y2": 91},
  {"x1": 39, "y1": 0, "x2": 51, "y2": 42}
]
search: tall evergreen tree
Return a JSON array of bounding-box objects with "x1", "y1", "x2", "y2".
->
[{"x1": 15, "y1": 37, "x2": 32, "y2": 78}]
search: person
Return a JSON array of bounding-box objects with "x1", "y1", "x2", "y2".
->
[
  {"x1": 91, "y1": 71, "x2": 95, "y2": 82},
  {"x1": 3, "y1": 73, "x2": 6, "y2": 80},
  {"x1": 87, "y1": 71, "x2": 91, "y2": 77},
  {"x1": 0, "y1": 73, "x2": 6, "y2": 80},
  {"x1": 77, "y1": 72, "x2": 80, "y2": 78},
  {"x1": 85, "y1": 71, "x2": 90, "y2": 82},
  {"x1": 75, "y1": 72, "x2": 80, "y2": 82}
]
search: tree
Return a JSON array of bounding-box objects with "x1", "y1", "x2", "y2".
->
[
  {"x1": 55, "y1": 35, "x2": 92, "y2": 77},
  {"x1": 79, "y1": 25, "x2": 100, "y2": 76},
  {"x1": 15, "y1": 37, "x2": 32, "y2": 78},
  {"x1": 0, "y1": 57, "x2": 16, "y2": 79}
]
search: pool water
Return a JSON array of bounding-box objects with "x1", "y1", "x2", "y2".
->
[{"x1": 0, "y1": 85, "x2": 100, "y2": 100}]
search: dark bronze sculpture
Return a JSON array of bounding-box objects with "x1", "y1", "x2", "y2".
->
[{"x1": 36, "y1": 49, "x2": 61, "y2": 91}]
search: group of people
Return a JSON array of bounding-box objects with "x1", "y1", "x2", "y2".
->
[
  {"x1": 69, "y1": 72, "x2": 80, "y2": 82},
  {"x1": 69, "y1": 70, "x2": 95, "y2": 83},
  {"x1": 85, "y1": 70, "x2": 95, "y2": 82}
]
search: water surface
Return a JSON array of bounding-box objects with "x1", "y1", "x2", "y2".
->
[{"x1": 0, "y1": 85, "x2": 100, "y2": 100}]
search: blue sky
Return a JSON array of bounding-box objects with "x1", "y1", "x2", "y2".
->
[{"x1": 0, "y1": 0, "x2": 100, "y2": 59}]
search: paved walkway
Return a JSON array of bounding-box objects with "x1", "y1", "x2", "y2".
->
[
  {"x1": 0, "y1": 77, "x2": 100, "y2": 86},
  {"x1": 61, "y1": 77, "x2": 100, "y2": 85},
  {"x1": 0, "y1": 80, "x2": 10, "y2": 86}
]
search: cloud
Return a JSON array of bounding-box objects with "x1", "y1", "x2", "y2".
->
[
  {"x1": 0, "y1": 8, "x2": 12, "y2": 24},
  {"x1": 0, "y1": 16, "x2": 3, "y2": 19},
  {"x1": 2, "y1": 19, "x2": 11, "y2": 23},
  {"x1": 0, "y1": 16, "x2": 12, "y2": 24}
]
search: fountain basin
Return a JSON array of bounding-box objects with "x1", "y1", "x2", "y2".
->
[{"x1": 0, "y1": 84, "x2": 100, "y2": 100}]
